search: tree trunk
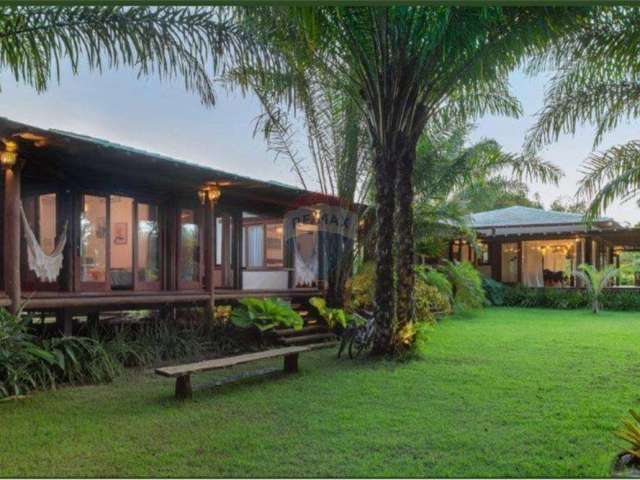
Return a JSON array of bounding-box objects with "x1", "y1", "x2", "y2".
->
[
  {"x1": 395, "y1": 143, "x2": 416, "y2": 339},
  {"x1": 370, "y1": 148, "x2": 396, "y2": 355}
]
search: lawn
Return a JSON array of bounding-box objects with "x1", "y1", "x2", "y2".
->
[{"x1": 2, "y1": 307, "x2": 639, "y2": 477}]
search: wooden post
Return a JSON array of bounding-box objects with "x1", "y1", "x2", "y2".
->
[
  {"x1": 283, "y1": 353, "x2": 299, "y2": 373},
  {"x1": 203, "y1": 200, "x2": 215, "y2": 320},
  {"x1": 221, "y1": 214, "x2": 231, "y2": 287},
  {"x1": 175, "y1": 375, "x2": 192, "y2": 400},
  {"x1": 4, "y1": 163, "x2": 21, "y2": 315},
  {"x1": 232, "y1": 212, "x2": 243, "y2": 290}
]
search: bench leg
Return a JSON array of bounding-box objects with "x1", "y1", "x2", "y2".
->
[
  {"x1": 175, "y1": 375, "x2": 192, "y2": 400},
  {"x1": 283, "y1": 353, "x2": 299, "y2": 373}
]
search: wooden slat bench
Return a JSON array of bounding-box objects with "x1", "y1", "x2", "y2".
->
[{"x1": 155, "y1": 346, "x2": 310, "y2": 399}]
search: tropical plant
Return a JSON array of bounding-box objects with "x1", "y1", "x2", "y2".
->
[
  {"x1": 442, "y1": 260, "x2": 486, "y2": 313},
  {"x1": 237, "y1": 6, "x2": 588, "y2": 356},
  {"x1": 482, "y1": 277, "x2": 506, "y2": 306},
  {"x1": 573, "y1": 263, "x2": 620, "y2": 313},
  {"x1": 416, "y1": 266, "x2": 453, "y2": 302},
  {"x1": 525, "y1": 7, "x2": 640, "y2": 219},
  {"x1": 0, "y1": 6, "x2": 271, "y2": 106},
  {"x1": 231, "y1": 297, "x2": 303, "y2": 332},
  {"x1": 309, "y1": 297, "x2": 349, "y2": 329},
  {"x1": 345, "y1": 261, "x2": 375, "y2": 312},
  {"x1": 617, "y1": 409, "x2": 640, "y2": 463}
]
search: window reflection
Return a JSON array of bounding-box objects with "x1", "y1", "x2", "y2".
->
[
  {"x1": 179, "y1": 209, "x2": 200, "y2": 283},
  {"x1": 80, "y1": 195, "x2": 107, "y2": 283},
  {"x1": 138, "y1": 203, "x2": 160, "y2": 283}
]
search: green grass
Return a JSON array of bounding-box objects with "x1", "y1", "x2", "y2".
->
[{"x1": 2, "y1": 308, "x2": 639, "y2": 477}]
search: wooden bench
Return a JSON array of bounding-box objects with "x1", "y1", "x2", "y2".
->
[{"x1": 155, "y1": 346, "x2": 310, "y2": 399}]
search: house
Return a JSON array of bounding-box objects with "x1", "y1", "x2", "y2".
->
[
  {"x1": 0, "y1": 117, "x2": 350, "y2": 330},
  {"x1": 449, "y1": 206, "x2": 640, "y2": 287}
]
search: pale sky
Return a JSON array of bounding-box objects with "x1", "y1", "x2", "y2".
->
[{"x1": 1, "y1": 61, "x2": 638, "y2": 224}]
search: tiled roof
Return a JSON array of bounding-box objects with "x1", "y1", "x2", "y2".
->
[{"x1": 468, "y1": 206, "x2": 611, "y2": 228}]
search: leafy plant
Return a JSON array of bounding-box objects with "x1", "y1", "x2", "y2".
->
[
  {"x1": 231, "y1": 298, "x2": 303, "y2": 332},
  {"x1": 617, "y1": 410, "x2": 640, "y2": 462},
  {"x1": 573, "y1": 263, "x2": 619, "y2": 313},
  {"x1": 442, "y1": 260, "x2": 485, "y2": 313},
  {"x1": 345, "y1": 261, "x2": 376, "y2": 312},
  {"x1": 309, "y1": 297, "x2": 348, "y2": 329},
  {"x1": 482, "y1": 277, "x2": 505, "y2": 306},
  {"x1": 414, "y1": 278, "x2": 451, "y2": 323},
  {"x1": 416, "y1": 266, "x2": 453, "y2": 302}
]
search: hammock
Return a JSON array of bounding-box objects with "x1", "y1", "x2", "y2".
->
[
  {"x1": 20, "y1": 204, "x2": 68, "y2": 282},
  {"x1": 294, "y1": 232, "x2": 318, "y2": 287}
]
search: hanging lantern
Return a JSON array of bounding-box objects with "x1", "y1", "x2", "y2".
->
[
  {"x1": 198, "y1": 183, "x2": 222, "y2": 205},
  {"x1": 1, "y1": 139, "x2": 18, "y2": 168}
]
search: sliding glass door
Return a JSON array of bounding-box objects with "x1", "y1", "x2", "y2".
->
[
  {"x1": 78, "y1": 194, "x2": 109, "y2": 291},
  {"x1": 77, "y1": 194, "x2": 162, "y2": 292}
]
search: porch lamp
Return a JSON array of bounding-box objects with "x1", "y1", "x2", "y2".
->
[
  {"x1": 0, "y1": 139, "x2": 18, "y2": 168},
  {"x1": 198, "y1": 183, "x2": 221, "y2": 205}
]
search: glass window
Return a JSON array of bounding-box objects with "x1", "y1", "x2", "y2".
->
[
  {"x1": 179, "y1": 209, "x2": 200, "y2": 283},
  {"x1": 110, "y1": 195, "x2": 134, "y2": 289},
  {"x1": 501, "y1": 242, "x2": 519, "y2": 283},
  {"x1": 477, "y1": 242, "x2": 490, "y2": 266},
  {"x1": 246, "y1": 225, "x2": 265, "y2": 267},
  {"x1": 80, "y1": 195, "x2": 107, "y2": 283},
  {"x1": 266, "y1": 223, "x2": 284, "y2": 266},
  {"x1": 137, "y1": 203, "x2": 160, "y2": 283}
]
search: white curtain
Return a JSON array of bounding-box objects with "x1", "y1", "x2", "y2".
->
[
  {"x1": 247, "y1": 225, "x2": 264, "y2": 267},
  {"x1": 522, "y1": 242, "x2": 543, "y2": 287}
]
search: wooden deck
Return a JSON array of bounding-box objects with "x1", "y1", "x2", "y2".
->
[{"x1": 4, "y1": 288, "x2": 320, "y2": 312}]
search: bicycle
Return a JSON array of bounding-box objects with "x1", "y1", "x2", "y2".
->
[{"x1": 338, "y1": 311, "x2": 376, "y2": 359}]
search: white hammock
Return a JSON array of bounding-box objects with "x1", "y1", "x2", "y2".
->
[
  {"x1": 294, "y1": 233, "x2": 318, "y2": 287},
  {"x1": 20, "y1": 204, "x2": 68, "y2": 282}
]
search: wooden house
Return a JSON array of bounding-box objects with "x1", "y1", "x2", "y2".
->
[{"x1": 0, "y1": 117, "x2": 337, "y2": 330}]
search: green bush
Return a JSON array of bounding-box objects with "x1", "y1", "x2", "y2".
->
[
  {"x1": 500, "y1": 285, "x2": 640, "y2": 311},
  {"x1": 231, "y1": 298, "x2": 303, "y2": 332},
  {"x1": 416, "y1": 266, "x2": 453, "y2": 301},
  {"x1": 0, "y1": 309, "x2": 120, "y2": 399},
  {"x1": 482, "y1": 277, "x2": 505, "y2": 306},
  {"x1": 442, "y1": 261, "x2": 485, "y2": 313},
  {"x1": 414, "y1": 277, "x2": 451, "y2": 322},
  {"x1": 346, "y1": 261, "x2": 375, "y2": 312}
]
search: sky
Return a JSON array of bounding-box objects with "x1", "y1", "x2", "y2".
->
[{"x1": 1, "y1": 62, "x2": 639, "y2": 225}]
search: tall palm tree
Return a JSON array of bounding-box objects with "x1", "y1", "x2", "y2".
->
[
  {"x1": 0, "y1": 5, "x2": 268, "y2": 106},
  {"x1": 525, "y1": 7, "x2": 640, "y2": 219},
  {"x1": 256, "y1": 6, "x2": 590, "y2": 355}
]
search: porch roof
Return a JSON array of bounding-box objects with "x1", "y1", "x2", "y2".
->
[{"x1": 0, "y1": 116, "x2": 336, "y2": 214}]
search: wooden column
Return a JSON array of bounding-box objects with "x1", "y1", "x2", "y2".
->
[
  {"x1": 232, "y1": 212, "x2": 243, "y2": 290},
  {"x1": 221, "y1": 214, "x2": 231, "y2": 287},
  {"x1": 203, "y1": 200, "x2": 215, "y2": 317},
  {"x1": 3, "y1": 164, "x2": 21, "y2": 314}
]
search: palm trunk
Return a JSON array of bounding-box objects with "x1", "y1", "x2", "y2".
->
[
  {"x1": 395, "y1": 143, "x2": 416, "y2": 339},
  {"x1": 371, "y1": 148, "x2": 396, "y2": 355}
]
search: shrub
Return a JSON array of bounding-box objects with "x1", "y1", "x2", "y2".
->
[
  {"x1": 416, "y1": 266, "x2": 453, "y2": 302},
  {"x1": 574, "y1": 264, "x2": 620, "y2": 313},
  {"x1": 442, "y1": 261, "x2": 485, "y2": 313},
  {"x1": 0, "y1": 309, "x2": 120, "y2": 399},
  {"x1": 345, "y1": 261, "x2": 375, "y2": 312},
  {"x1": 617, "y1": 409, "x2": 640, "y2": 463},
  {"x1": 231, "y1": 298, "x2": 303, "y2": 332},
  {"x1": 482, "y1": 277, "x2": 505, "y2": 306},
  {"x1": 310, "y1": 297, "x2": 351, "y2": 329},
  {"x1": 414, "y1": 278, "x2": 451, "y2": 322}
]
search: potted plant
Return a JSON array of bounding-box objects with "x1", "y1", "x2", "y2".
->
[{"x1": 613, "y1": 410, "x2": 640, "y2": 477}]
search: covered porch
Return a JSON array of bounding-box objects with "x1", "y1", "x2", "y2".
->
[{"x1": 0, "y1": 117, "x2": 326, "y2": 323}]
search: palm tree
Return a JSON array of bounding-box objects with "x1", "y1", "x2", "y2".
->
[
  {"x1": 525, "y1": 7, "x2": 640, "y2": 219},
  {"x1": 0, "y1": 5, "x2": 267, "y2": 106},
  {"x1": 574, "y1": 263, "x2": 619, "y2": 313},
  {"x1": 252, "y1": 6, "x2": 590, "y2": 355}
]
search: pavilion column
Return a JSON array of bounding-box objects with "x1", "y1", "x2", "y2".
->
[
  {"x1": 3, "y1": 163, "x2": 22, "y2": 315},
  {"x1": 203, "y1": 199, "x2": 215, "y2": 320},
  {"x1": 221, "y1": 215, "x2": 232, "y2": 287}
]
